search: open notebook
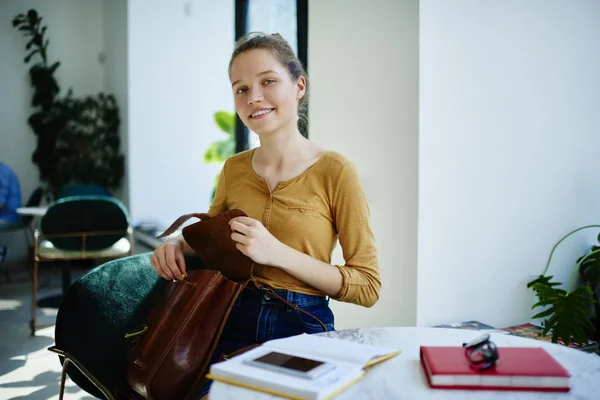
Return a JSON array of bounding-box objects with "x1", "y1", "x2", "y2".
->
[{"x1": 206, "y1": 334, "x2": 401, "y2": 400}]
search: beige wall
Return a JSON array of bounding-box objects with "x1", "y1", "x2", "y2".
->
[{"x1": 309, "y1": 0, "x2": 419, "y2": 329}]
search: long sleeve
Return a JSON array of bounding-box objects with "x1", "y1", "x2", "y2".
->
[
  {"x1": 207, "y1": 162, "x2": 228, "y2": 217},
  {"x1": 330, "y1": 161, "x2": 381, "y2": 307}
]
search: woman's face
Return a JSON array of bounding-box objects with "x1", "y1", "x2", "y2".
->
[{"x1": 230, "y1": 48, "x2": 305, "y2": 136}]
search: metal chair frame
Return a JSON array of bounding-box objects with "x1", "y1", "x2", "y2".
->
[{"x1": 31, "y1": 227, "x2": 134, "y2": 335}]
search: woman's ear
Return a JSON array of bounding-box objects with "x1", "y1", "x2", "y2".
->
[{"x1": 296, "y1": 76, "x2": 307, "y2": 100}]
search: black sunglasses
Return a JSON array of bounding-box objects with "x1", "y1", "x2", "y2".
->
[{"x1": 462, "y1": 333, "x2": 499, "y2": 371}]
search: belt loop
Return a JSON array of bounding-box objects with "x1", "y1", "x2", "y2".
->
[{"x1": 286, "y1": 290, "x2": 294, "y2": 304}]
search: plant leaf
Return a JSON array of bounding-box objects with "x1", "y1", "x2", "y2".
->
[
  {"x1": 12, "y1": 15, "x2": 26, "y2": 27},
  {"x1": 214, "y1": 111, "x2": 236, "y2": 136},
  {"x1": 532, "y1": 308, "x2": 556, "y2": 319},
  {"x1": 580, "y1": 256, "x2": 600, "y2": 285},
  {"x1": 203, "y1": 143, "x2": 222, "y2": 163},
  {"x1": 27, "y1": 9, "x2": 38, "y2": 21},
  {"x1": 49, "y1": 61, "x2": 60, "y2": 73},
  {"x1": 24, "y1": 48, "x2": 43, "y2": 63},
  {"x1": 532, "y1": 285, "x2": 597, "y2": 345}
]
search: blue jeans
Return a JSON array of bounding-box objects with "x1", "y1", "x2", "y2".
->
[{"x1": 197, "y1": 287, "x2": 335, "y2": 397}]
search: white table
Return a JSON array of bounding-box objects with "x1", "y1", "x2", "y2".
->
[
  {"x1": 16, "y1": 206, "x2": 48, "y2": 217},
  {"x1": 209, "y1": 327, "x2": 600, "y2": 400}
]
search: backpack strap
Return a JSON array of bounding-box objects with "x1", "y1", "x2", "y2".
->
[
  {"x1": 251, "y1": 279, "x2": 329, "y2": 332},
  {"x1": 157, "y1": 213, "x2": 209, "y2": 238}
]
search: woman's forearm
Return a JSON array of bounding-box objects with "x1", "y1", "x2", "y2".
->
[{"x1": 274, "y1": 245, "x2": 343, "y2": 297}]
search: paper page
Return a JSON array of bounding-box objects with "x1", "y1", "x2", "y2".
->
[{"x1": 265, "y1": 334, "x2": 399, "y2": 366}]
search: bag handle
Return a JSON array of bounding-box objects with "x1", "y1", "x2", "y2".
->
[{"x1": 157, "y1": 213, "x2": 209, "y2": 238}]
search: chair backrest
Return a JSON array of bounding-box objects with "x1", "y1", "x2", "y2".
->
[
  {"x1": 57, "y1": 184, "x2": 110, "y2": 200},
  {"x1": 55, "y1": 254, "x2": 165, "y2": 398},
  {"x1": 41, "y1": 195, "x2": 129, "y2": 250}
]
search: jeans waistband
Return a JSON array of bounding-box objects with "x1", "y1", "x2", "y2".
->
[{"x1": 242, "y1": 286, "x2": 328, "y2": 308}]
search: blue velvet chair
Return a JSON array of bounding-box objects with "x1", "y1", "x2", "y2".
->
[
  {"x1": 48, "y1": 253, "x2": 205, "y2": 399},
  {"x1": 31, "y1": 195, "x2": 133, "y2": 335}
]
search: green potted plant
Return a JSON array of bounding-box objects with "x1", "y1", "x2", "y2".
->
[
  {"x1": 12, "y1": 9, "x2": 124, "y2": 196},
  {"x1": 204, "y1": 111, "x2": 236, "y2": 197},
  {"x1": 527, "y1": 226, "x2": 600, "y2": 345}
]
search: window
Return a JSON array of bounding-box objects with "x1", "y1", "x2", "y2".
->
[{"x1": 234, "y1": 0, "x2": 308, "y2": 152}]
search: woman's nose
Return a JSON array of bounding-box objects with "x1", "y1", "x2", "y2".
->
[{"x1": 247, "y1": 87, "x2": 263, "y2": 104}]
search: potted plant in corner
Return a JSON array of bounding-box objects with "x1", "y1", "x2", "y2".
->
[
  {"x1": 12, "y1": 9, "x2": 125, "y2": 198},
  {"x1": 527, "y1": 225, "x2": 600, "y2": 348}
]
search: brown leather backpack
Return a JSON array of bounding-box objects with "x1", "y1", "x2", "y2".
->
[{"x1": 125, "y1": 209, "x2": 327, "y2": 400}]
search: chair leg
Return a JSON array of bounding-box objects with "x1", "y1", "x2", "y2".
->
[
  {"x1": 31, "y1": 258, "x2": 38, "y2": 336},
  {"x1": 59, "y1": 357, "x2": 70, "y2": 400}
]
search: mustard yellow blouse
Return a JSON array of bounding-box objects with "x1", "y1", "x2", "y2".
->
[{"x1": 206, "y1": 149, "x2": 380, "y2": 307}]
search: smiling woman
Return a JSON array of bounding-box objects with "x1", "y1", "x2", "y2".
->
[
  {"x1": 229, "y1": 41, "x2": 308, "y2": 140},
  {"x1": 149, "y1": 32, "x2": 380, "y2": 400}
]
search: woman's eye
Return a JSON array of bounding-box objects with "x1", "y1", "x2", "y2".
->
[
  {"x1": 235, "y1": 87, "x2": 247, "y2": 94},
  {"x1": 263, "y1": 79, "x2": 275, "y2": 85}
]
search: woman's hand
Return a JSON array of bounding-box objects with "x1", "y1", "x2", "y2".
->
[
  {"x1": 150, "y1": 237, "x2": 187, "y2": 280},
  {"x1": 229, "y1": 216, "x2": 288, "y2": 267}
]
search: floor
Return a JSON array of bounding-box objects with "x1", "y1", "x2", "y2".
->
[{"x1": 0, "y1": 260, "x2": 97, "y2": 400}]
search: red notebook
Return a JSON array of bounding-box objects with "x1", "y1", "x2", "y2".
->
[{"x1": 420, "y1": 346, "x2": 570, "y2": 392}]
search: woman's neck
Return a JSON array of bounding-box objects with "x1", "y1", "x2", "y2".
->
[{"x1": 255, "y1": 125, "x2": 311, "y2": 166}]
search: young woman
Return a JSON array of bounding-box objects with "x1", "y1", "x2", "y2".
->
[{"x1": 150, "y1": 32, "x2": 380, "y2": 398}]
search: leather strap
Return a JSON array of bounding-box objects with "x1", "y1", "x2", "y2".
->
[
  {"x1": 222, "y1": 343, "x2": 262, "y2": 361},
  {"x1": 251, "y1": 279, "x2": 329, "y2": 332},
  {"x1": 157, "y1": 213, "x2": 209, "y2": 238}
]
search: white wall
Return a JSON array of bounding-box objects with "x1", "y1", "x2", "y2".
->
[
  {"x1": 103, "y1": 0, "x2": 129, "y2": 207},
  {"x1": 127, "y1": 0, "x2": 234, "y2": 228},
  {"x1": 310, "y1": 0, "x2": 419, "y2": 329},
  {"x1": 418, "y1": 0, "x2": 600, "y2": 328},
  {"x1": 0, "y1": 0, "x2": 105, "y2": 203}
]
